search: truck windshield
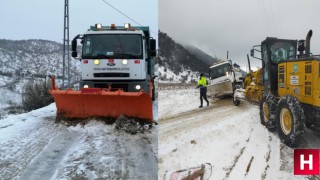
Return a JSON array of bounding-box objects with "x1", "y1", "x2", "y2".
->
[
  {"x1": 209, "y1": 63, "x2": 230, "y2": 79},
  {"x1": 82, "y1": 34, "x2": 143, "y2": 59}
]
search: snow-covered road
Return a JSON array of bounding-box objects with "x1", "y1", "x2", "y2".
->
[
  {"x1": 159, "y1": 88, "x2": 320, "y2": 180},
  {"x1": 0, "y1": 103, "x2": 157, "y2": 180}
]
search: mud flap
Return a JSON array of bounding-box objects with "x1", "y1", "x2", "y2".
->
[{"x1": 50, "y1": 88, "x2": 153, "y2": 123}]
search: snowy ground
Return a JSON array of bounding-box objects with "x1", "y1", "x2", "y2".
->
[
  {"x1": 158, "y1": 88, "x2": 320, "y2": 180},
  {"x1": 0, "y1": 101, "x2": 158, "y2": 179}
]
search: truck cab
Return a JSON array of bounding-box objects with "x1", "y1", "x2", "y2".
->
[
  {"x1": 207, "y1": 61, "x2": 242, "y2": 98},
  {"x1": 208, "y1": 61, "x2": 242, "y2": 85},
  {"x1": 72, "y1": 23, "x2": 156, "y2": 96}
]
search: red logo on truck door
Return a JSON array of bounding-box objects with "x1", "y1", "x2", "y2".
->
[{"x1": 294, "y1": 149, "x2": 320, "y2": 175}]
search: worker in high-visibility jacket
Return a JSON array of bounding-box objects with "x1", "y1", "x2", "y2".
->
[{"x1": 196, "y1": 73, "x2": 209, "y2": 108}]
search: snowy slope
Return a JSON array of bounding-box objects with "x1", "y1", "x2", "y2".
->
[
  {"x1": 157, "y1": 65, "x2": 199, "y2": 83},
  {"x1": 0, "y1": 39, "x2": 80, "y2": 77},
  {"x1": 0, "y1": 102, "x2": 158, "y2": 179},
  {"x1": 0, "y1": 39, "x2": 81, "y2": 118},
  {"x1": 158, "y1": 88, "x2": 320, "y2": 180}
]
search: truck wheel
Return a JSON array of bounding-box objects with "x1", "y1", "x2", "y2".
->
[
  {"x1": 260, "y1": 96, "x2": 276, "y2": 132},
  {"x1": 232, "y1": 90, "x2": 240, "y2": 106},
  {"x1": 276, "y1": 96, "x2": 305, "y2": 148},
  {"x1": 232, "y1": 82, "x2": 241, "y2": 106}
]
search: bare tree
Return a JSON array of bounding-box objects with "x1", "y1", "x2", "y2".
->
[{"x1": 22, "y1": 77, "x2": 54, "y2": 111}]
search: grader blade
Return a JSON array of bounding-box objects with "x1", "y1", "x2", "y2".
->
[{"x1": 50, "y1": 88, "x2": 153, "y2": 123}]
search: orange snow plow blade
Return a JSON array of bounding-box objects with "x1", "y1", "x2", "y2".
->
[{"x1": 50, "y1": 88, "x2": 153, "y2": 123}]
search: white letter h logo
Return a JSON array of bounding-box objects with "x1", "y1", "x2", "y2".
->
[{"x1": 300, "y1": 154, "x2": 313, "y2": 170}]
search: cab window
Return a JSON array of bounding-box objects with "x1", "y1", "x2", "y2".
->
[{"x1": 270, "y1": 42, "x2": 296, "y2": 63}]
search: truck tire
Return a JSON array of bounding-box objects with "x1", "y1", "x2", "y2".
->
[
  {"x1": 232, "y1": 82, "x2": 241, "y2": 106},
  {"x1": 260, "y1": 95, "x2": 276, "y2": 132},
  {"x1": 232, "y1": 90, "x2": 240, "y2": 106},
  {"x1": 276, "y1": 95, "x2": 305, "y2": 148}
]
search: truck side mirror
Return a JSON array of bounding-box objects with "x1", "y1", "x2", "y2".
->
[
  {"x1": 250, "y1": 49, "x2": 254, "y2": 57},
  {"x1": 149, "y1": 39, "x2": 156, "y2": 57},
  {"x1": 71, "y1": 39, "x2": 77, "y2": 58},
  {"x1": 71, "y1": 35, "x2": 80, "y2": 58},
  {"x1": 72, "y1": 51, "x2": 77, "y2": 58}
]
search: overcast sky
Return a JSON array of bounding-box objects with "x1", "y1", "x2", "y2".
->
[
  {"x1": 0, "y1": 0, "x2": 158, "y2": 43},
  {"x1": 160, "y1": 0, "x2": 320, "y2": 69}
]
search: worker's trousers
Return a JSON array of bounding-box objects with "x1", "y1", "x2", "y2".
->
[{"x1": 200, "y1": 87, "x2": 209, "y2": 106}]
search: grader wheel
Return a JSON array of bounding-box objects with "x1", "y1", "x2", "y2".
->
[
  {"x1": 259, "y1": 96, "x2": 276, "y2": 132},
  {"x1": 279, "y1": 108, "x2": 292, "y2": 135},
  {"x1": 276, "y1": 95, "x2": 305, "y2": 148}
]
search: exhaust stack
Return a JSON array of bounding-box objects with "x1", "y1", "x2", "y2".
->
[{"x1": 305, "y1": 30, "x2": 313, "y2": 57}]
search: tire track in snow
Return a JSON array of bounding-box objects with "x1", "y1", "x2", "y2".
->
[
  {"x1": 222, "y1": 128, "x2": 253, "y2": 179},
  {"x1": 0, "y1": 124, "x2": 60, "y2": 180},
  {"x1": 159, "y1": 98, "x2": 232, "y2": 122},
  {"x1": 160, "y1": 105, "x2": 237, "y2": 135},
  {"x1": 223, "y1": 146, "x2": 246, "y2": 179},
  {"x1": 55, "y1": 129, "x2": 157, "y2": 180},
  {"x1": 160, "y1": 99, "x2": 249, "y2": 141},
  {"x1": 159, "y1": 99, "x2": 255, "y2": 178},
  {"x1": 261, "y1": 144, "x2": 271, "y2": 180},
  {"x1": 226, "y1": 112, "x2": 274, "y2": 180},
  {"x1": 18, "y1": 129, "x2": 81, "y2": 180},
  {"x1": 245, "y1": 156, "x2": 254, "y2": 176}
]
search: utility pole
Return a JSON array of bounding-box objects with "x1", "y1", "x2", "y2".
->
[{"x1": 63, "y1": 0, "x2": 70, "y2": 88}]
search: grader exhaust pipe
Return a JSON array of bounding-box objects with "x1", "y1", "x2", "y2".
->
[{"x1": 305, "y1": 30, "x2": 313, "y2": 57}]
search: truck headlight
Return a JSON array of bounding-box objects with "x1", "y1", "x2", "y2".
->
[
  {"x1": 94, "y1": 59, "x2": 100, "y2": 65},
  {"x1": 135, "y1": 85, "x2": 141, "y2": 90},
  {"x1": 226, "y1": 71, "x2": 229, "y2": 76},
  {"x1": 84, "y1": 84, "x2": 89, "y2": 88},
  {"x1": 122, "y1": 59, "x2": 128, "y2": 65}
]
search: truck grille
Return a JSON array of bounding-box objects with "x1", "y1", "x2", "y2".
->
[
  {"x1": 94, "y1": 83, "x2": 129, "y2": 91},
  {"x1": 94, "y1": 73, "x2": 130, "y2": 77}
]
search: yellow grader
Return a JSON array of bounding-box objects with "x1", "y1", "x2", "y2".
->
[{"x1": 234, "y1": 30, "x2": 320, "y2": 147}]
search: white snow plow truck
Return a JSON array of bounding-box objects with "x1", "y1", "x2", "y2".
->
[{"x1": 50, "y1": 23, "x2": 156, "y2": 122}]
